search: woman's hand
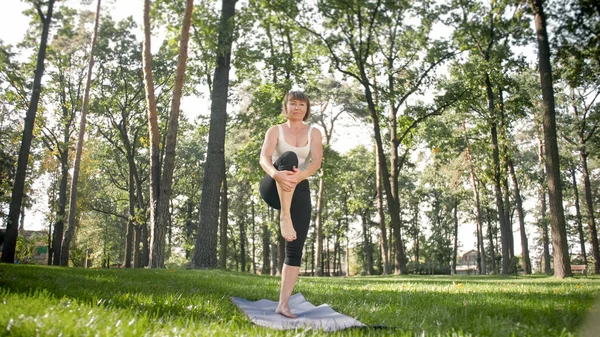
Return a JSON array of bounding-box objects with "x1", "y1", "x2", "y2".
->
[
  {"x1": 273, "y1": 169, "x2": 299, "y2": 192},
  {"x1": 290, "y1": 166, "x2": 307, "y2": 182}
]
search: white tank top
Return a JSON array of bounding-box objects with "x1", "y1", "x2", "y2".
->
[{"x1": 272, "y1": 124, "x2": 313, "y2": 171}]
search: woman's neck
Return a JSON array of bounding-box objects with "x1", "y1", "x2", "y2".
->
[{"x1": 285, "y1": 120, "x2": 305, "y2": 129}]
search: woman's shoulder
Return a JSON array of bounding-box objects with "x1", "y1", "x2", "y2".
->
[
  {"x1": 308, "y1": 125, "x2": 324, "y2": 137},
  {"x1": 264, "y1": 125, "x2": 280, "y2": 140}
]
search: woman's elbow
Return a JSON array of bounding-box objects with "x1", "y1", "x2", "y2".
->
[{"x1": 313, "y1": 156, "x2": 323, "y2": 170}]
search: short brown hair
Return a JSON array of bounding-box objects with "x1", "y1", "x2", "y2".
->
[{"x1": 282, "y1": 90, "x2": 311, "y2": 122}]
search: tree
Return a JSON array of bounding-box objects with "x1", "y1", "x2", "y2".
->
[
  {"x1": 1, "y1": 0, "x2": 56, "y2": 263},
  {"x1": 448, "y1": 0, "x2": 534, "y2": 274},
  {"x1": 90, "y1": 16, "x2": 152, "y2": 268},
  {"x1": 192, "y1": 0, "x2": 238, "y2": 268},
  {"x1": 38, "y1": 7, "x2": 90, "y2": 265},
  {"x1": 553, "y1": 0, "x2": 600, "y2": 273},
  {"x1": 59, "y1": 0, "x2": 102, "y2": 266},
  {"x1": 142, "y1": 0, "x2": 195, "y2": 268},
  {"x1": 530, "y1": 0, "x2": 572, "y2": 278}
]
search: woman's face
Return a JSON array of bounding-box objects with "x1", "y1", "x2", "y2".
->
[{"x1": 286, "y1": 99, "x2": 307, "y2": 121}]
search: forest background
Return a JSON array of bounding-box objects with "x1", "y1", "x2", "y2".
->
[{"x1": 0, "y1": 0, "x2": 598, "y2": 278}]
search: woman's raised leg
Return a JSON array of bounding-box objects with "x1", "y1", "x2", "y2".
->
[{"x1": 277, "y1": 182, "x2": 297, "y2": 242}]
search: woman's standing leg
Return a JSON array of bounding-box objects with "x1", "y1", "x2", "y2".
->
[
  {"x1": 276, "y1": 180, "x2": 311, "y2": 318},
  {"x1": 276, "y1": 264, "x2": 301, "y2": 318}
]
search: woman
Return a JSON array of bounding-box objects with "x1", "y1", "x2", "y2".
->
[{"x1": 259, "y1": 90, "x2": 323, "y2": 318}]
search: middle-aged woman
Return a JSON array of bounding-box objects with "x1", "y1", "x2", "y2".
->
[{"x1": 259, "y1": 90, "x2": 323, "y2": 318}]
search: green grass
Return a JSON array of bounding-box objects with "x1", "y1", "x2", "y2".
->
[{"x1": 1, "y1": 265, "x2": 599, "y2": 336}]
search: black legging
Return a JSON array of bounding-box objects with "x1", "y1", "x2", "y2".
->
[{"x1": 259, "y1": 151, "x2": 311, "y2": 267}]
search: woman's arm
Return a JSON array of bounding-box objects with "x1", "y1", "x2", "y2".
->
[
  {"x1": 259, "y1": 125, "x2": 297, "y2": 191},
  {"x1": 259, "y1": 126, "x2": 279, "y2": 177},
  {"x1": 292, "y1": 127, "x2": 323, "y2": 181}
]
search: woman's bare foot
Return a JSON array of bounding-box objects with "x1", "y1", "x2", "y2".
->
[
  {"x1": 275, "y1": 305, "x2": 297, "y2": 318},
  {"x1": 280, "y1": 215, "x2": 297, "y2": 242}
]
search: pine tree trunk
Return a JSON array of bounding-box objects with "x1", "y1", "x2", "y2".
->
[
  {"x1": 538, "y1": 131, "x2": 552, "y2": 274},
  {"x1": 261, "y1": 208, "x2": 271, "y2": 274},
  {"x1": 240, "y1": 218, "x2": 246, "y2": 272},
  {"x1": 1, "y1": 0, "x2": 56, "y2": 263},
  {"x1": 132, "y1": 164, "x2": 147, "y2": 267},
  {"x1": 463, "y1": 123, "x2": 486, "y2": 274},
  {"x1": 219, "y1": 173, "x2": 228, "y2": 269},
  {"x1": 361, "y1": 213, "x2": 373, "y2": 275},
  {"x1": 149, "y1": 0, "x2": 194, "y2": 268},
  {"x1": 570, "y1": 167, "x2": 588, "y2": 266},
  {"x1": 580, "y1": 151, "x2": 599, "y2": 273},
  {"x1": 452, "y1": 199, "x2": 458, "y2": 275},
  {"x1": 270, "y1": 242, "x2": 277, "y2": 276},
  {"x1": 498, "y1": 90, "x2": 515, "y2": 259},
  {"x1": 193, "y1": 0, "x2": 238, "y2": 269},
  {"x1": 251, "y1": 200, "x2": 257, "y2": 274},
  {"x1": 508, "y1": 157, "x2": 532, "y2": 274},
  {"x1": 125, "y1": 163, "x2": 135, "y2": 268},
  {"x1": 531, "y1": 0, "x2": 572, "y2": 278},
  {"x1": 487, "y1": 209, "x2": 496, "y2": 273},
  {"x1": 376, "y1": 151, "x2": 390, "y2": 274},
  {"x1": 142, "y1": 0, "x2": 161, "y2": 268},
  {"x1": 60, "y1": 0, "x2": 102, "y2": 266},
  {"x1": 277, "y1": 235, "x2": 285, "y2": 275},
  {"x1": 486, "y1": 75, "x2": 511, "y2": 275},
  {"x1": 52, "y1": 155, "x2": 69, "y2": 265},
  {"x1": 314, "y1": 176, "x2": 325, "y2": 276}
]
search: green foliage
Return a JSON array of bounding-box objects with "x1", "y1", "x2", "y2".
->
[
  {"x1": 1, "y1": 265, "x2": 600, "y2": 336},
  {"x1": 15, "y1": 234, "x2": 43, "y2": 264}
]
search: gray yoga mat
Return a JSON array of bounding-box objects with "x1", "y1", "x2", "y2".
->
[{"x1": 231, "y1": 293, "x2": 366, "y2": 331}]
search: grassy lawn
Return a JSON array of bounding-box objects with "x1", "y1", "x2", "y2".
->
[{"x1": 1, "y1": 265, "x2": 599, "y2": 336}]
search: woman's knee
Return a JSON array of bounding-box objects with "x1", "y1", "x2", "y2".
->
[{"x1": 277, "y1": 151, "x2": 298, "y2": 171}]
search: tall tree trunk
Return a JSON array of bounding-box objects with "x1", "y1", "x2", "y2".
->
[
  {"x1": 125, "y1": 162, "x2": 135, "y2": 268},
  {"x1": 376, "y1": 151, "x2": 390, "y2": 274},
  {"x1": 508, "y1": 157, "x2": 532, "y2": 274},
  {"x1": 538, "y1": 130, "x2": 552, "y2": 274},
  {"x1": 132, "y1": 164, "x2": 147, "y2": 267},
  {"x1": 251, "y1": 199, "x2": 257, "y2": 274},
  {"x1": 142, "y1": 0, "x2": 161, "y2": 267},
  {"x1": 498, "y1": 89, "x2": 515, "y2": 259},
  {"x1": 270, "y1": 242, "x2": 277, "y2": 276},
  {"x1": 463, "y1": 122, "x2": 486, "y2": 274},
  {"x1": 412, "y1": 204, "x2": 420, "y2": 269},
  {"x1": 261, "y1": 207, "x2": 271, "y2": 274},
  {"x1": 487, "y1": 208, "x2": 496, "y2": 273},
  {"x1": 60, "y1": 0, "x2": 101, "y2": 266},
  {"x1": 277, "y1": 235, "x2": 285, "y2": 275},
  {"x1": 531, "y1": 0, "x2": 572, "y2": 278},
  {"x1": 219, "y1": 171, "x2": 228, "y2": 269},
  {"x1": 346, "y1": 235, "x2": 350, "y2": 276},
  {"x1": 570, "y1": 167, "x2": 588, "y2": 267},
  {"x1": 452, "y1": 199, "x2": 458, "y2": 275},
  {"x1": 240, "y1": 218, "x2": 246, "y2": 272},
  {"x1": 192, "y1": 0, "x2": 238, "y2": 269},
  {"x1": 1, "y1": 0, "x2": 56, "y2": 263},
  {"x1": 361, "y1": 212, "x2": 373, "y2": 275},
  {"x1": 47, "y1": 175, "x2": 56, "y2": 265},
  {"x1": 314, "y1": 177, "x2": 325, "y2": 276},
  {"x1": 486, "y1": 75, "x2": 511, "y2": 275},
  {"x1": 148, "y1": 0, "x2": 194, "y2": 268},
  {"x1": 52, "y1": 155, "x2": 69, "y2": 265},
  {"x1": 580, "y1": 150, "x2": 599, "y2": 273}
]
